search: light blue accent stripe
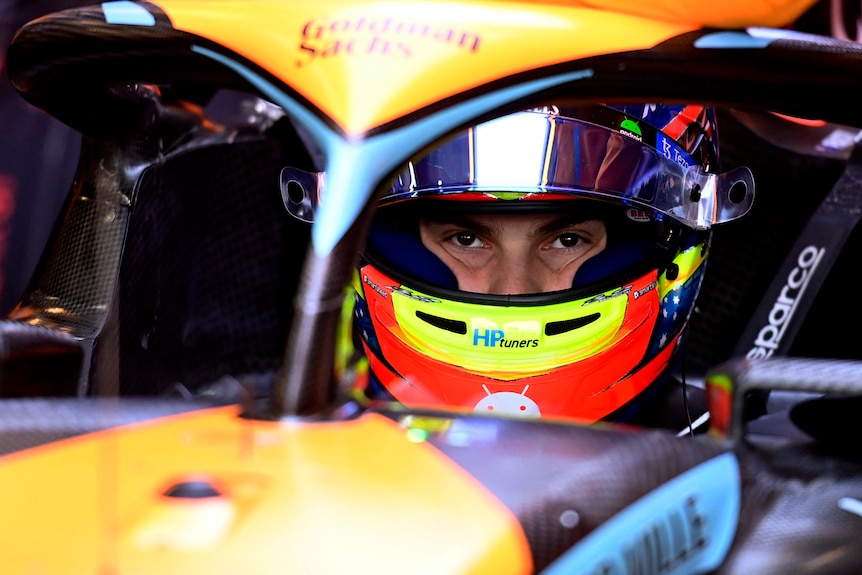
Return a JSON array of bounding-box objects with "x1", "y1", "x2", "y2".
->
[
  {"x1": 747, "y1": 26, "x2": 825, "y2": 42},
  {"x1": 190, "y1": 46, "x2": 335, "y2": 158},
  {"x1": 305, "y1": 68, "x2": 593, "y2": 256},
  {"x1": 694, "y1": 31, "x2": 771, "y2": 48},
  {"x1": 192, "y1": 44, "x2": 591, "y2": 256},
  {"x1": 839, "y1": 497, "x2": 862, "y2": 517},
  {"x1": 542, "y1": 452, "x2": 741, "y2": 575},
  {"x1": 697, "y1": 26, "x2": 821, "y2": 48},
  {"x1": 101, "y1": 1, "x2": 156, "y2": 26}
]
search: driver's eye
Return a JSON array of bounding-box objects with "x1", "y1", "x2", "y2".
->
[
  {"x1": 455, "y1": 232, "x2": 478, "y2": 247},
  {"x1": 557, "y1": 234, "x2": 581, "y2": 248}
]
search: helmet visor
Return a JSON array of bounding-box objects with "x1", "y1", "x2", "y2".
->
[{"x1": 379, "y1": 111, "x2": 754, "y2": 230}]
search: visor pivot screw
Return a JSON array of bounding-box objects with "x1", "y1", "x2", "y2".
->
[
  {"x1": 666, "y1": 263, "x2": 680, "y2": 281},
  {"x1": 689, "y1": 184, "x2": 702, "y2": 202},
  {"x1": 286, "y1": 180, "x2": 306, "y2": 205}
]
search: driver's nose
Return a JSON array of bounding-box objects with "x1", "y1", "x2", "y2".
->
[
  {"x1": 484, "y1": 257, "x2": 569, "y2": 295},
  {"x1": 485, "y1": 266, "x2": 541, "y2": 295}
]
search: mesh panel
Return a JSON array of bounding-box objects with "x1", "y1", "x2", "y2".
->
[{"x1": 116, "y1": 135, "x2": 311, "y2": 395}]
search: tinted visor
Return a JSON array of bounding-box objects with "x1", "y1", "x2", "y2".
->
[{"x1": 379, "y1": 110, "x2": 754, "y2": 230}]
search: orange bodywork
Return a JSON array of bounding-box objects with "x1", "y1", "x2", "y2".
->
[
  {"x1": 0, "y1": 406, "x2": 531, "y2": 574},
  {"x1": 153, "y1": 0, "x2": 817, "y2": 136}
]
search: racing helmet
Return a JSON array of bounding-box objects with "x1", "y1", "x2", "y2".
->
[{"x1": 288, "y1": 104, "x2": 755, "y2": 423}]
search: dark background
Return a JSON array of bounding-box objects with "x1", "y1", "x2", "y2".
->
[{"x1": 0, "y1": 0, "x2": 88, "y2": 315}]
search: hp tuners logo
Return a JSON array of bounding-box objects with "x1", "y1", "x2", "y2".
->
[
  {"x1": 746, "y1": 245, "x2": 825, "y2": 359},
  {"x1": 474, "y1": 329, "x2": 539, "y2": 348}
]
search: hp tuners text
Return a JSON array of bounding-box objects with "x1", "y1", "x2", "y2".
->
[
  {"x1": 746, "y1": 245, "x2": 825, "y2": 359},
  {"x1": 474, "y1": 329, "x2": 538, "y2": 348}
]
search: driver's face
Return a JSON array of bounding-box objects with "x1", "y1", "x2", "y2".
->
[{"x1": 419, "y1": 212, "x2": 607, "y2": 295}]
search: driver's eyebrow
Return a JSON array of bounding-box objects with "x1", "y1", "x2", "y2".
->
[
  {"x1": 534, "y1": 214, "x2": 603, "y2": 237},
  {"x1": 422, "y1": 212, "x2": 603, "y2": 240},
  {"x1": 422, "y1": 213, "x2": 498, "y2": 237}
]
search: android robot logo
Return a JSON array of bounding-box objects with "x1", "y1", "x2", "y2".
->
[{"x1": 474, "y1": 384, "x2": 541, "y2": 418}]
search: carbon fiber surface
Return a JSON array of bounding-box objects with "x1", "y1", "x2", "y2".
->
[
  {"x1": 0, "y1": 397, "x2": 226, "y2": 456},
  {"x1": 424, "y1": 416, "x2": 727, "y2": 572}
]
